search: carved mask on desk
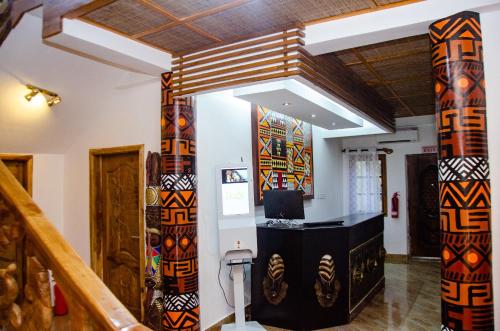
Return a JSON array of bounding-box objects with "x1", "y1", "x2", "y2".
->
[
  {"x1": 314, "y1": 254, "x2": 340, "y2": 308},
  {"x1": 263, "y1": 254, "x2": 288, "y2": 305}
]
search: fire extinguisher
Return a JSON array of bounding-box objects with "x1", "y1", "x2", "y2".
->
[{"x1": 391, "y1": 192, "x2": 399, "y2": 219}]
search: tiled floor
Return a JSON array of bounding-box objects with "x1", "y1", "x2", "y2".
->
[{"x1": 264, "y1": 261, "x2": 441, "y2": 331}]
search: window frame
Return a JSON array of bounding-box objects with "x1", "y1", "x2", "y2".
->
[{"x1": 379, "y1": 154, "x2": 388, "y2": 216}]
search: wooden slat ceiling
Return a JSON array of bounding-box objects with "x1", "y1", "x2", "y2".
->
[
  {"x1": 331, "y1": 34, "x2": 434, "y2": 118},
  {"x1": 77, "y1": 0, "x2": 421, "y2": 56}
]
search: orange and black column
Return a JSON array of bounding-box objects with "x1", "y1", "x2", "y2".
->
[
  {"x1": 160, "y1": 72, "x2": 199, "y2": 331},
  {"x1": 430, "y1": 11, "x2": 493, "y2": 331}
]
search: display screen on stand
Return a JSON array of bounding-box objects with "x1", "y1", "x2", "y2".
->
[{"x1": 221, "y1": 167, "x2": 249, "y2": 216}]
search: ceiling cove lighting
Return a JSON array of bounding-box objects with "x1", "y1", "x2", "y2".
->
[
  {"x1": 233, "y1": 78, "x2": 390, "y2": 137},
  {"x1": 25, "y1": 84, "x2": 62, "y2": 107}
]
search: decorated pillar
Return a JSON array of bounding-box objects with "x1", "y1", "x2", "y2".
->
[
  {"x1": 430, "y1": 12, "x2": 493, "y2": 331},
  {"x1": 160, "y1": 73, "x2": 199, "y2": 331},
  {"x1": 144, "y1": 151, "x2": 163, "y2": 330}
]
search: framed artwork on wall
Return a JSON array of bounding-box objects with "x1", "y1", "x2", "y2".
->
[{"x1": 251, "y1": 104, "x2": 314, "y2": 205}]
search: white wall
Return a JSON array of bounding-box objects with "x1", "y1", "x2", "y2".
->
[
  {"x1": 0, "y1": 14, "x2": 158, "y2": 154},
  {"x1": 0, "y1": 13, "x2": 161, "y2": 263},
  {"x1": 0, "y1": 153, "x2": 65, "y2": 232},
  {"x1": 32, "y1": 154, "x2": 65, "y2": 233},
  {"x1": 481, "y1": 8, "x2": 500, "y2": 328},
  {"x1": 342, "y1": 117, "x2": 438, "y2": 255},
  {"x1": 62, "y1": 77, "x2": 160, "y2": 263},
  {"x1": 196, "y1": 90, "x2": 344, "y2": 329}
]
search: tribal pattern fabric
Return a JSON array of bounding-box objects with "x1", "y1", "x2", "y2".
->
[
  {"x1": 430, "y1": 11, "x2": 493, "y2": 331},
  {"x1": 144, "y1": 151, "x2": 163, "y2": 330},
  {"x1": 252, "y1": 104, "x2": 314, "y2": 204},
  {"x1": 160, "y1": 72, "x2": 199, "y2": 331}
]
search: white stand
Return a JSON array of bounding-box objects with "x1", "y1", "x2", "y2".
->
[{"x1": 221, "y1": 263, "x2": 265, "y2": 331}]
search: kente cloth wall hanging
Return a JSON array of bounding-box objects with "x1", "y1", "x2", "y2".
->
[{"x1": 252, "y1": 104, "x2": 314, "y2": 205}]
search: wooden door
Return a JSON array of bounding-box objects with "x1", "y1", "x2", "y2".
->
[
  {"x1": 407, "y1": 153, "x2": 439, "y2": 257},
  {"x1": 0, "y1": 154, "x2": 33, "y2": 300},
  {"x1": 90, "y1": 145, "x2": 144, "y2": 320}
]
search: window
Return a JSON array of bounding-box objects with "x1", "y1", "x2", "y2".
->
[{"x1": 348, "y1": 152, "x2": 387, "y2": 215}]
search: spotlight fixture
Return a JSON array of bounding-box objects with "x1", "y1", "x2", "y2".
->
[
  {"x1": 282, "y1": 101, "x2": 291, "y2": 106},
  {"x1": 25, "y1": 84, "x2": 61, "y2": 107},
  {"x1": 47, "y1": 96, "x2": 61, "y2": 106},
  {"x1": 25, "y1": 88, "x2": 40, "y2": 101}
]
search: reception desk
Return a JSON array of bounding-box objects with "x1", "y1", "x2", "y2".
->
[{"x1": 251, "y1": 213, "x2": 384, "y2": 330}]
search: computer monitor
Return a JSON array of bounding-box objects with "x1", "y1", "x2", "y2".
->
[{"x1": 263, "y1": 190, "x2": 305, "y2": 220}]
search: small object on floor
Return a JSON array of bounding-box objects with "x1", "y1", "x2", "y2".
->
[{"x1": 221, "y1": 320, "x2": 266, "y2": 331}]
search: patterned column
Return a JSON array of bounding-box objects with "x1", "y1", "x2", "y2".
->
[
  {"x1": 430, "y1": 12, "x2": 493, "y2": 331},
  {"x1": 144, "y1": 151, "x2": 163, "y2": 330},
  {"x1": 160, "y1": 73, "x2": 199, "y2": 331}
]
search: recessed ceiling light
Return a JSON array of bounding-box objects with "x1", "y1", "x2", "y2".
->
[
  {"x1": 311, "y1": 114, "x2": 316, "y2": 118},
  {"x1": 332, "y1": 122, "x2": 336, "y2": 126},
  {"x1": 282, "y1": 101, "x2": 291, "y2": 106}
]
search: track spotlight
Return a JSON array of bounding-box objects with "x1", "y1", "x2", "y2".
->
[
  {"x1": 47, "y1": 96, "x2": 61, "y2": 106},
  {"x1": 25, "y1": 88, "x2": 40, "y2": 101},
  {"x1": 25, "y1": 84, "x2": 61, "y2": 107}
]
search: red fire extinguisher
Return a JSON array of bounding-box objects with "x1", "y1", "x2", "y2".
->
[{"x1": 391, "y1": 192, "x2": 399, "y2": 219}]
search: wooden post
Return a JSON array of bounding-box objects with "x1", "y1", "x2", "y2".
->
[
  {"x1": 160, "y1": 73, "x2": 199, "y2": 331},
  {"x1": 430, "y1": 11, "x2": 494, "y2": 331}
]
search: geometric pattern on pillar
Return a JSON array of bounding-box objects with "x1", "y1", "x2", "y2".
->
[
  {"x1": 144, "y1": 151, "x2": 163, "y2": 330},
  {"x1": 430, "y1": 11, "x2": 494, "y2": 331},
  {"x1": 161, "y1": 72, "x2": 200, "y2": 331}
]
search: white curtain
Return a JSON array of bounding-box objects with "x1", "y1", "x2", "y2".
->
[{"x1": 348, "y1": 148, "x2": 382, "y2": 214}]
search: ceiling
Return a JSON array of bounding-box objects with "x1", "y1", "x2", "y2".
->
[
  {"x1": 78, "y1": 0, "x2": 418, "y2": 56},
  {"x1": 233, "y1": 79, "x2": 364, "y2": 130},
  {"x1": 330, "y1": 34, "x2": 434, "y2": 118}
]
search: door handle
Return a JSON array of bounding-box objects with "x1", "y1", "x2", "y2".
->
[{"x1": 130, "y1": 236, "x2": 140, "y2": 240}]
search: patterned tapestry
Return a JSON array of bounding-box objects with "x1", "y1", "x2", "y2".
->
[
  {"x1": 430, "y1": 11, "x2": 493, "y2": 331},
  {"x1": 252, "y1": 104, "x2": 314, "y2": 204},
  {"x1": 144, "y1": 151, "x2": 162, "y2": 330}
]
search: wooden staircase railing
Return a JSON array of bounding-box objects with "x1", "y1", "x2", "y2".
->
[{"x1": 0, "y1": 160, "x2": 150, "y2": 330}]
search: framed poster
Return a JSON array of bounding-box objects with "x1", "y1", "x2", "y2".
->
[{"x1": 251, "y1": 104, "x2": 314, "y2": 205}]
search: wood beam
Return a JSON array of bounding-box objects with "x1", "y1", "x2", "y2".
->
[
  {"x1": 299, "y1": 50, "x2": 395, "y2": 131},
  {"x1": 139, "y1": 0, "x2": 178, "y2": 21},
  {"x1": 64, "y1": 0, "x2": 117, "y2": 19},
  {"x1": 385, "y1": 91, "x2": 434, "y2": 99},
  {"x1": 42, "y1": 0, "x2": 95, "y2": 38},
  {"x1": 184, "y1": 22, "x2": 222, "y2": 42},
  {"x1": 139, "y1": 0, "x2": 221, "y2": 42},
  {"x1": 366, "y1": 74, "x2": 432, "y2": 86},
  {"x1": 77, "y1": 16, "x2": 173, "y2": 53},
  {"x1": 343, "y1": 49, "x2": 430, "y2": 66},
  {"x1": 132, "y1": 0, "x2": 249, "y2": 39},
  {"x1": 131, "y1": 21, "x2": 179, "y2": 39},
  {"x1": 304, "y1": 0, "x2": 424, "y2": 26},
  {"x1": 368, "y1": 0, "x2": 379, "y2": 8},
  {"x1": 180, "y1": 0, "x2": 249, "y2": 22},
  {"x1": 173, "y1": 30, "x2": 304, "y2": 64},
  {"x1": 351, "y1": 48, "x2": 415, "y2": 116},
  {"x1": 11, "y1": 0, "x2": 42, "y2": 27}
]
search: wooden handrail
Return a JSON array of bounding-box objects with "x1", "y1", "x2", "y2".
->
[{"x1": 0, "y1": 160, "x2": 150, "y2": 330}]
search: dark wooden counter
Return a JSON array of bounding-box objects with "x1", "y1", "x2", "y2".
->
[{"x1": 251, "y1": 213, "x2": 385, "y2": 330}]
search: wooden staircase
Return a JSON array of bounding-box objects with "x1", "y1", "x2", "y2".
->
[{"x1": 0, "y1": 160, "x2": 150, "y2": 330}]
